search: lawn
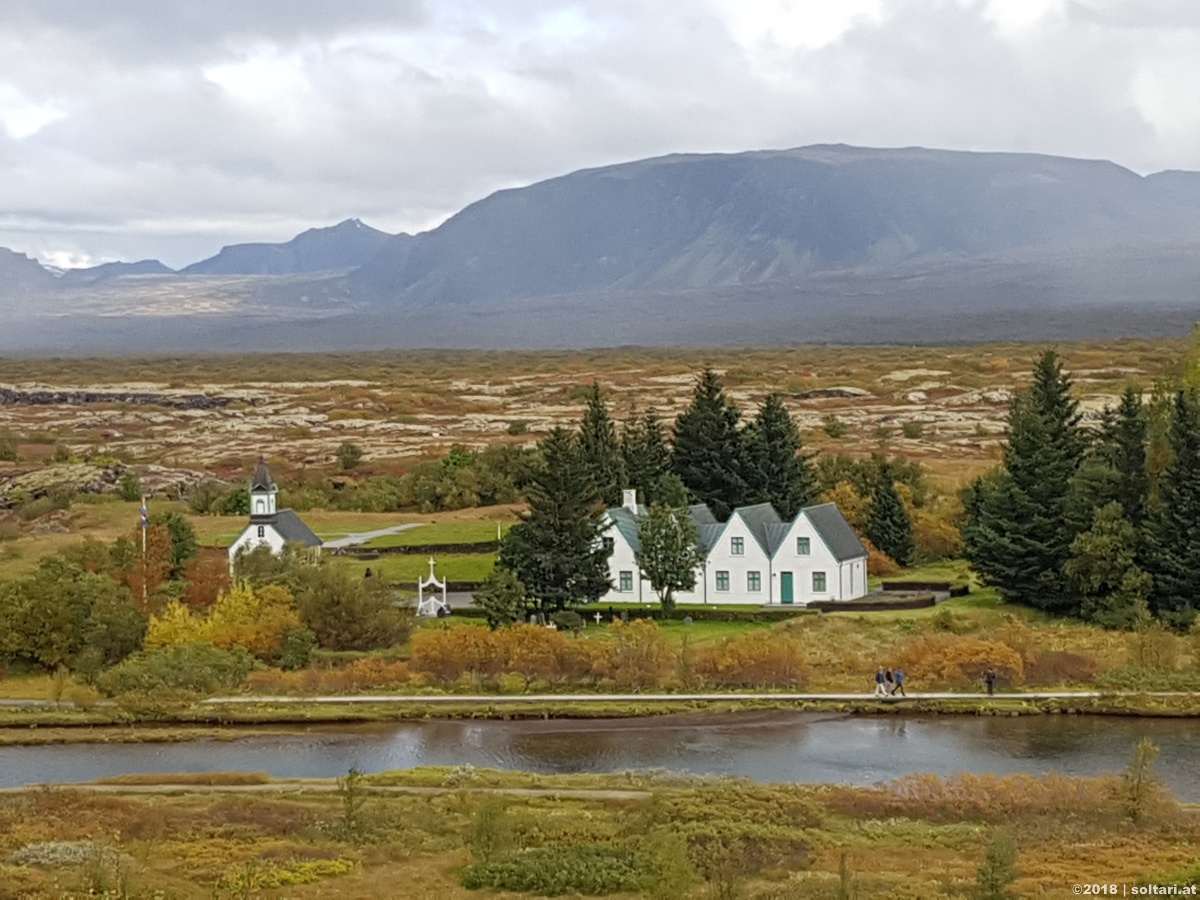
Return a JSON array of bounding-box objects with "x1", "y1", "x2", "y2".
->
[
  {"x1": 347, "y1": 552, "x2": 497, "y2": 583},
  {"x1": 365, "y1": 520, "x2": 512, "y2": 548}
]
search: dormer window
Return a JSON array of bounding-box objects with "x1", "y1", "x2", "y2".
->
[{"x1": 731, "y1": 537, "x2": 744, "y2": 556}]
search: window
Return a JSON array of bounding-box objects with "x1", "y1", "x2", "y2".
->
[
  {"x1": 602, "y1": 537, "x2": 615, "y2": 555},
  {"x1": 731, "y1": 536, "x2": 744, "y2": 556},
  {"x1": 747, "y1": 571, "x2": 761, "y2": 592},
  {"x1": 256, "y1": 525, "x2": 265, "y2": 539},
  {"x1": 255, "y1": 499, "x2": 265, "y2": 514},
  {"x1": 796, "y1": 537, "x2": 810, "y2": 555},
  {"x1": 715, "y1": 571, "x2": 730, "y2": 592},
  {"x1": 619, "y1": 570, "x2": 633, "y2": 592},
  {"x1": 812, "y1": 571, "x2": 827, "y2": 592}
]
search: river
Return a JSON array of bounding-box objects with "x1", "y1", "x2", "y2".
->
[{"x1": 3, "y1": 712, "x2": 1198, "y2": 799}]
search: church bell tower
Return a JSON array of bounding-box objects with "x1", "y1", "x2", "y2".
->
[{"x1": 249, "y1": 458, "x2": 278, "y2": 518}]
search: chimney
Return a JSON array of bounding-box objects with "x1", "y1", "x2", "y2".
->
[{"x1": 622, "y1": 489, "x2": 638, "y2": 513}]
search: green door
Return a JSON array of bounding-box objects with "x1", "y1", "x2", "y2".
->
[{"x1": 780, "y1": 572, "x2": 794, "y2": 605}]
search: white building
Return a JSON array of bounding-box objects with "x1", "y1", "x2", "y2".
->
[
  {"x1": 227, "y1": 459, "x2": 323, "y2": 568},
  {"x1": 600, "y1": 490, "x2": 867, "y2": 606}
]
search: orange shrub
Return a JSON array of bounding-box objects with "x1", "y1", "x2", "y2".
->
[
  {"x1": 492, "y1": 625, "x2": 575, "y2": 681},
  {"x1": 1024, "y1": 650, "x2": 1099, "y2": 686},
  {"x1": 895, "y1": 634, "x2": 1024, "y2": 688},
  {"x1": 247, "y1": 658, "x2": 410, "y2": 694},
  {"x1": 863, "y1": 539, "x2": 899, "y2": 576},
  {"x1": 695, "y1": 633, "x2": 808, "y2": 687},
  {"x1": 827, "y1": 772, "x2": 1121, "y2": 824},
  {"x1": 597, "y1": 620, "x2": 675, "y2": 690},
  {"x1": 410, "y1": 626, "x2": 499, "y2": 684}
]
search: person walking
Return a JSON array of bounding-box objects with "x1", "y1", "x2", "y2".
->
[
  {"x1": 874, "y1": 666, "x2": 887, "y2": 697},
  {"x1": 885, "y1": 668, "x2": 895, "y2": 693},
  {"x1": 984, "y1": 668, "x2": 996, "y2": 696},
  {"x1": 891, "y1": 668, "x2": 906, "y2": 697}
]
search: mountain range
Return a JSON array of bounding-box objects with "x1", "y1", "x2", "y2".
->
[{"x1": 5, "y1": 144, "x2": 1200, "y2": 352}]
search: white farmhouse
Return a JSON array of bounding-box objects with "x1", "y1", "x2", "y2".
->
[
  {"x1": 227, "y1": 459, "x2": 323, "y2": 568},
  {"x1": 600, "y1": 489, "x2": 867, "y2": 606}
]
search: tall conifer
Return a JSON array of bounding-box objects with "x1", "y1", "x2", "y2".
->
[
  {"x1": 672, "y1": 368, "x2": 745, "y2": 520},
  {"x1": 963, "y1": 350, "x2": 1084, "y2": 612},
  {"x1": 865, "y1": 467, "x2": 915, "y2": 565},
  {"x1": 620, "y1": 408, "x2": 672, "y2": 505},
  {"x1": 1143, "y1": 390, "x2": 1200, "y2": 627},
  {"x1": 743, "y1": 393, "x2": 815, "y2": 519},
  {"x1": 578, "y1": 382, "x2": 625, "y2": 507},
  {"x1": 498, "y1": 428, "x2": 611, "y2": 613}
]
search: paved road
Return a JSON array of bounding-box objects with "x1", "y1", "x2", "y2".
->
[
  {"x1": 2, "y1": 691, "x2": 1190, "y2": 710},
  {"x1": 322, "y1": 523, "x2": 422, "y2": 550}
]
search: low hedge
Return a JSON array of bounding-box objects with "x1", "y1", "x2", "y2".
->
[{"x1": 443, "y1": 605, "x2": 818, "y2": 623}]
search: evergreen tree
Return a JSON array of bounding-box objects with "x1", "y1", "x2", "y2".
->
[
  {"x1": 621, "y1": 408, "x2": 672, "y2": 505},
  {"x1": 497, "y1": 428, "x2": 611, "y2": 613},
  {"x1": 636, "y1": 502, "x2": 703, "y2": 615},
  {"x1": 578, "y1": 382, "x2": 626, "y2": 507},
  {"x1": 963, "y1": 351, "x2": 1085, "y2": 612},
  {"x1": 1068, "y1": 386, "x2": 1149, "y2": 531},
  {"x1": 1065, "y1": 502, "x2": 1152, "y2": 629},
  {"x1": 743, "y1": 393, "x2": 815, "y2": 519},
  {"x1": 974, "y1": 831, "x2": 1020, "y2": 900},
  {"x1": 865, "y1": 468, "x2": 914, "y2": 565},
  {"x1": 1143, "y1": 390, "x2": 1200, "y2": 627},
  {"x1": 672, "y1": 368, "x2": 746, "y2": 520},
  {"x1": 471, "y1": 568, "x2": 528, "y2": 629}
]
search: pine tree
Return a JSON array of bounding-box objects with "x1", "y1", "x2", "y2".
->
[
  {"x1": 497, "y1": 427, "x2": 611, "y2": 613},
  {"x1": 1143, "y1": 390, "x2": 1200, "y2": 627},
  {"x1": 672, "y1": 368, "x2": 746, "y2": 520},
  {"x1": 578, "y1": 382, "x2": 626, "y2": 507},
  {"x1": 1069, "y1": 386, "x2": 1149, "y2": 531},
  {"x1": 621, "y1": 408, "x2": 672, "y2": 505},
  {"x1": 636, "y1": 502, "x2": 704, "y2": 615},
  {"x1": 865, "y1": 468, "x2": 914, "y2": 565},
  {"x1": 974, "y1": 830, "x2": 1019, "y2": 900},
  {"x1": 743, "y1": 393, "x2": 815, "y2": 519},
  {"x1": 963, "y1": 351, "x2": 1085, "y2": 612}
]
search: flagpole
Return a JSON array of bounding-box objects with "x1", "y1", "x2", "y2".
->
[{"x1": 140, "y1": 495, "x2": 148, "y2": 607}]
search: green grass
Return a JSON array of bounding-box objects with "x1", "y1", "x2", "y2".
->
[
  {"x1": 365, "y1": 521, "x2": 510, "y2": 548},
  {"x1": 349, "y1": 552, "x2": 496, "y2": 583}
]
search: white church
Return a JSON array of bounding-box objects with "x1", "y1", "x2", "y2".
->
[
  {"x1": 227, "y1": 459, "x2": 323, "y2": 567},
  {"x1": 601, "y1": 490, "x2": 867, "y2": 606}
]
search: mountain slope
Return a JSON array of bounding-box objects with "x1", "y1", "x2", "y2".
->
[
  {"x1": 352, "y1": 144, "x2": 1200, "y2": 306},
  {"x1": 182, "y1": 218, "x2": 393, "y2": 275},
  {"x1": 0, "y1": 248, "x2": 56, "y2": 299},
  {"x1": 59, "y1": 259, "x2": 175, "y2": 285}
]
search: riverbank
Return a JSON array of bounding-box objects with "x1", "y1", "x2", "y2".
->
[
  {"x1": 0, "y1": 763, "x2": 1194, "y2": 897},
  {"x1": 0, "y1": 690, "x2": 1198, "y2": 745}
]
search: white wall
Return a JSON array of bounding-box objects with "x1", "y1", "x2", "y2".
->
[
  {"x1": 227, "y1": 523, "x2": 286, "y2": 566},
  {"x1": 682, "y1": 513, "x2": 771, "y2": 606},
  {"x1": 770, "y1": 513, "x2": 867, "y2": 603},
  {"x1": 599, "y1": 517, "x2": 646, "y2": 603}
]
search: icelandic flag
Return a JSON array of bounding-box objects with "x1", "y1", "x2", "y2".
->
[{"x1": 140, "y1": 504, "x2": 148, "y2": 530}]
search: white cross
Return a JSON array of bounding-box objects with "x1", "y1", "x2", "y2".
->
[
  {"x1": 594, "y1": 612, "x2": 602, "y2": 625},
  {"x1": 428, "y1": 556, "x2": 436, "y2": 579}
]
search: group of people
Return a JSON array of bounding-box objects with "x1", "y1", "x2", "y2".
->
[{"x1": 873, "y1": 666, "x2": 906, "y2": 697}]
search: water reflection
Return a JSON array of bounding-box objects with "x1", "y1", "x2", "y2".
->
[{"x1": 1, "y1": 712, "x2": 1197, "y2": 800}]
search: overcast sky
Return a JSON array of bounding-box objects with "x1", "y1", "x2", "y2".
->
[{"x1": 3, "y1": 0, "x2": 1200, "y2": 269}]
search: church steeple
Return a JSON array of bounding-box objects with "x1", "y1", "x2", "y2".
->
[{"x1": 249, "y1": 458, "x2": 277, "y2": 518}]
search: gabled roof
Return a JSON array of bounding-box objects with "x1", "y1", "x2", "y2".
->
[
  {"x1": 272, "y1": 508, "x2": 322, "y2": 547},
  {"x1": 607, "y1": 506, "x2": 642, "y2": 553},
  {"x1": 763, "y1": 522, "x2": 792, "y2": 556},
  {"x1": 803, "y1": 502, "x2": 866, "y2": 562},
  {"x1": 731, "y1": 502, "x2": 783, "y2": 555},
  {"x1": 250, "y1": 458, "x2": 275, "y2": 491},
  {"x1": 689, "y1": 504, "x2": 718, "y2": 525},
  {"x1": 696, "y1": 523, "x2": 725, "y2": 552}
]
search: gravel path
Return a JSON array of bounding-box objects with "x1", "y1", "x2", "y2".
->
[{"x1": 322, "y1": 522, "x2": 422, "y2": 550}]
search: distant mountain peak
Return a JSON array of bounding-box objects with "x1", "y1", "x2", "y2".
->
[{"x1": 180, "y1": 219, "x2": 393, "y2": 276}]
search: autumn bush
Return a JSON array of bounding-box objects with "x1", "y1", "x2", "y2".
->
[
  {"x1": 694, "y1": 633, "x2": 807, "y2": 688},
  {"x1": 894, "y1": 634, "x2": 1024, "y2": 688},
  {"x1": 826, "y1": 772, "x2": 1122, "y2": 824},
  {"x1": 1024, "y1": 649, "x2": 1099, "y2": 685},
  {"x1": 96, "y1": 642, "x2": 256, "y2": 696},
  {"x1": 248, "y1": 658, "x2": 410, "y2": 694},
  {"x1": 146, "y1": 584, "x2": 302, "y2": 660}
]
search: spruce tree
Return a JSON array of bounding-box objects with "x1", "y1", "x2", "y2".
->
[
  {"x1": 963, "y1": 351, "x2": 1085, "y2": 612},
  {"x1": 672, "y1": 368, "x2": 746, "y2": 520},
  {"x1": 1143, "y1": 390, "x2": 1200, "y2": 627},
  {"x1": 621, "y1": 408, "x2": 672, "y2": 505},
  {"x1": 497, "y1": 427, "x2": 611, "y2": 613},
  {"x1": 743, "y1": 393, "x2": 815, "y2": 519},
  {"x1": 1069, "y1": 386, "x2": 1149, "y2": 530},
  {"x1": 865, "y1": 468, "x2": 914, "y2": 565},
  {"x1": 578, "y1": 382, "x2": 626, "y2": 507}
]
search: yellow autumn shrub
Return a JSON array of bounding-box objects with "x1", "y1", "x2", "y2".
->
[{"x1": 146, "y1": 583, "x2": 300, "y2": 659}]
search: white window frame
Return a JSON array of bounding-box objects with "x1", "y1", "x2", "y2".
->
[
  {"x1": 747, "y1": 571, "x2": 761, "y2": 592},
  {"x1": 731, "y1": 536, "x2": 744, "y2": 556},
  {"x1": 715, "y1": 570, "x2": 730, "y2": 592},
  {"x1": 796, "y1": 536, "x2": 810, "y2": 555}
]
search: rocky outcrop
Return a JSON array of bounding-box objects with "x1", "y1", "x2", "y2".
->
[{"x1": 0, "y1": 388, "x2": 238, "y2": 409}]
